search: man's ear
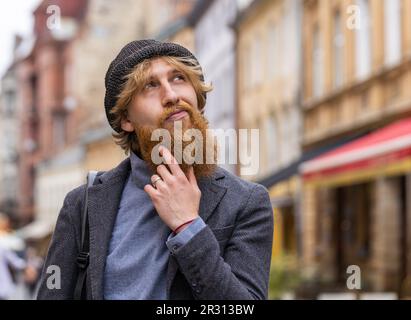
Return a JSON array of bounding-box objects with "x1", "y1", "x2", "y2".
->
[{"x1": 120, "y1": 114, "x2": 135, "y2": 133}]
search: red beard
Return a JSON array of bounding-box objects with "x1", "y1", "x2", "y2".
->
[{"x1": 135, "y1": 101, "x2": 217, "y2": 179}]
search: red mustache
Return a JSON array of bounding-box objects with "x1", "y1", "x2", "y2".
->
[{"x1": 158, "y1": 101, "x2": 195, "y2": 127}]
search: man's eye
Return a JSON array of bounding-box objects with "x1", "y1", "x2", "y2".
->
[
  {"x1": 174, "y1": 74, "x2": 186, "y2": 81},
  {"x1": 144, "y1": 81, "x2": 157, "y2": 89}
]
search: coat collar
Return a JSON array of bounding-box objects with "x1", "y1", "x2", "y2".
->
[{"x1": 86, "y1": 157, "x2": 227, "y2": 299}]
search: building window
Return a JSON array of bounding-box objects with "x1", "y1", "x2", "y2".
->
[
  {"x1": 265, "y1": 114, "x2": 279, "y2": 171},
  {"x1": 288, "y1": 106, "x2": 300, "y2": 161},
  {"x1": 237, "y1": 0, "x2": 253, "y2": 11},
  {"x1": 387, "y1": 77, "x2": 401, "y2": 103},
  {"x1": 333, "y1": 10, "x2": 344, "y2": 89},
  {"x1": 240, "y1": 46, "x2": 251, "y2": 90},
  {"x1": 281, "y1": 206, "x2": 297, "y2": 255},
  {"x1": 356, "y1": 0, "x2": 372, "y2": 79},
  {"x1": 268, "y1": 22, "x2": 280, "y2": 79},
  {"x1": 312, "y1": 24, "x2": 323, "y2": 98},
  {"x1": 243, "y1": 45, "x2": 251, "y2": 90},
  {"x1": 64, "y1": 62, "x2": 73, "y2": 97},
  {"x1": 360, "y1": 90, "x2": 369, "y2": 110},
  {"x1": 281, "y1": 108, "x2": 292, "y2": 164},
  {"x1": 251, "y1": 36, "x2": 262, "y2": 87},
  {"x1": 4, "y1": 90, "x2": 16, "y2": 115},
  {"x1": 384, "y1": 0, "x2": 402, "y2": 67},
  {"x1": 53, "y1": 113, "x2": 66, "y2": 148}
]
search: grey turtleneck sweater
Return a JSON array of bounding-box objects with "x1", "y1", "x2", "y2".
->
[{"x1": 103, "y1": 152, "x2": 205, "y2": 300}]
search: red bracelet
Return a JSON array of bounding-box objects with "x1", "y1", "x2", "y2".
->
[{"x1": 173, "y1": 219, "x2": 195, "y2": 235}]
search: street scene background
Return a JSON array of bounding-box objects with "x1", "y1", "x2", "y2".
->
[{"x1": 1, "y1": 0, "x2": 411, "y2": 300}]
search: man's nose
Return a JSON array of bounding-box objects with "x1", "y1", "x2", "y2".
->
[{"x1": 161, "y1": 82, "x2": 179, "y2": 108}]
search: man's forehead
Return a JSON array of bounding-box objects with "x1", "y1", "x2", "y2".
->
[{"x1": 145, "y1": 58, "x2": 182, "y2": 78}]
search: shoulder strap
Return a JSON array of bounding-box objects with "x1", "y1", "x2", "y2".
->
[{"x1": 74, "y1": 170, "x2": 99, "y2": 300}]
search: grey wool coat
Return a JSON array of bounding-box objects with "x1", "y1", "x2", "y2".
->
[{"x1": 37, "y1": 158, "x2": 274, "y2": 300}]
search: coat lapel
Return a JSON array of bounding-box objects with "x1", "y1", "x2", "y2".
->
[
  {"x1": 166, "y1": 168, "x2": 227, "y2": 298},
  {"x1": 87, "y1": 158, "x2": 130, "y2": 300}
]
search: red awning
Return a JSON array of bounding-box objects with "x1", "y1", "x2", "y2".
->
[{"x1": 301, "y1": 117, "x2": 411, "y2": 179}]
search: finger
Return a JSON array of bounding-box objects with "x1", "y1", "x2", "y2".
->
[
  {"x1": 157, "y1": 164, "x2": 173, "y2": 182},
  {"x1": 159, "y1": 146, "x2": 183, "y2": 177},
  {"x1": 151, "y1": 175, "x2": 167, "y2": 191},
  {"x1": 144, "y1": 184, "x2": 159, "y2": 198},
  {"x1": 151, "y1": 174, "x2": 162, "y2": 186},
  {"x1": 187, "y1": 166, "x2": 197, "y2": 186}
]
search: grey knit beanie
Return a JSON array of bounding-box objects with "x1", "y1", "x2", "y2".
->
[{"x1": 104, "y1": 39, "x2": 204, "y2": 132}]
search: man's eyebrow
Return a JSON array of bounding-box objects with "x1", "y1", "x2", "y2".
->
[
  {"x1": 144, "y1": 69, "x2": 183, "y2": 81},
  {"x1": 169, "y1": 68, "x2": 184, "y2": 75}
]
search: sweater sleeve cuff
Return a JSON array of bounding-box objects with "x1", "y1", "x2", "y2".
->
[{"x1": 166, "y1": 217, "x2": 206, "y2": 253}]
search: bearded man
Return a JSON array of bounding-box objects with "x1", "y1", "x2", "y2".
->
[{"x1": 37, "y1": 40, "x2": 274, "y2": 300}]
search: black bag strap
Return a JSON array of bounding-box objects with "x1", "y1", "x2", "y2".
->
[{"x1": 74, "y1": 170, "x2": 99, "y2": 300}]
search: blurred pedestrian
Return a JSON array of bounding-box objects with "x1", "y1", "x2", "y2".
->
[
  {"x1": 0, "y1": 213, "x2": 27, "y2": 300},
  {"x1": 23, "y1": 247, "x2": 44, "y2": 299},
  {"x1": 0, "y1": 246, "x2": 27, "y2": 300}
]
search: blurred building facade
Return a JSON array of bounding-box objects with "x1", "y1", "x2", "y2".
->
[
  {"x1": 15, "y1": 0, "x2": 89, "y2": 239},
  {"x1": 193, "y1": 0, "x2": 238, "y2": 174},
  {"x1": 0, "y1": 43, "x2": 20, "y2": 223},
  {"x1": 15, "y1": 1, "x2": 84, "y2": 226},
  {"x1": 300, "y1": 0, "x2": 411, "y2": 297},
  {"x1": 9, "y1": 0, "x2": 196, "y2": 242},
  {"x1": 155, "y1": 8, "x2": 196, "y2": 52},
  {"x1": 235, "y1": 0, "x2": 302, "y2": 260}
]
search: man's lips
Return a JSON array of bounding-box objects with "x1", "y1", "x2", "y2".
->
[{"x1": 166, "y1": 110, "x2": 188, "y2": 121}]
